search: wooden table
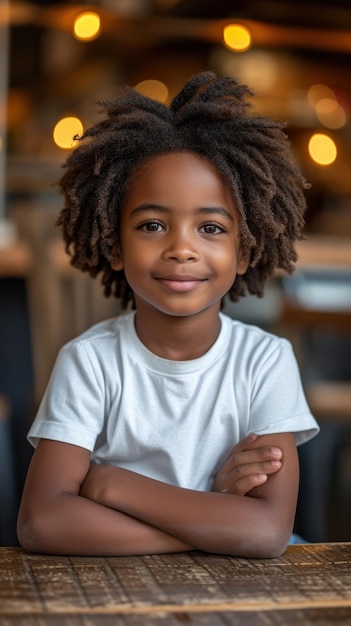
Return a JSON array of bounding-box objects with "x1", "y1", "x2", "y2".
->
[{"x1": 1, "y1": 544, "x2": 350, "y2": 625}]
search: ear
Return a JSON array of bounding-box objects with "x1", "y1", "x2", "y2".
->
[
  {"x1": 110, "y1": 243, "x2": 124, "y2": 271},
  {"x1": 236, "y1": 247, "x2": 250, "y2": 276}
]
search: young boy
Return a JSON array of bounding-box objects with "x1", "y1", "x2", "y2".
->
[{"x1": 17, "y1": 71, "x2": 319, "y2": 558}]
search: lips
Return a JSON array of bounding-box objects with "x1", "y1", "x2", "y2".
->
[{"x1": 156, "y1": 274, "x2": 206, "y2": 292}]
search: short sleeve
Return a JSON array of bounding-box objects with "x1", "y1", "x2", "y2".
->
[
  {"x1": 27, "y1": 341, "x2": 106, "y2": 450},
  {"x1": 249, "y1": 338, "x2": 319, "y2": 445}
]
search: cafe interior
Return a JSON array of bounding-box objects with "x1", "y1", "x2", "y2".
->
[{"x1": 0, "y1": 0, "x2": 350, "y2": 547}]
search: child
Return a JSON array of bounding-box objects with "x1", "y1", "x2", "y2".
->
[{"x1": 17, "y1": 71, "x2": 319, "y2": 558}]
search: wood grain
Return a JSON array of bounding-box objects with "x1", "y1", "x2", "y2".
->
[{"x1": 1, "y1": 544, "x2": 350, "y2": 624}]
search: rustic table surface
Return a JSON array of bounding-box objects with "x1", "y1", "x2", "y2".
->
[{"x1": 1, "y1": 544, "x2": 351, "y2": 625}]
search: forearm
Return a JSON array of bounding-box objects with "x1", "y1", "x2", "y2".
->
[
  {"x1": 17, "y1": 492, "x2": 192, "y2": 556},
  {"x1": 82, "y1": 465, "x2": 296, "y2": 557}
]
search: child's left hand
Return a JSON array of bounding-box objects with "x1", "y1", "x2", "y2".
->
[{"x1": 213, "y1": 434, "x2": 283, "y2": 496}]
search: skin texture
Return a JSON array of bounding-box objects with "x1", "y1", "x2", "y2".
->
[{"x1": 17, "y1": 152, "x2": 299, "y2": 558}]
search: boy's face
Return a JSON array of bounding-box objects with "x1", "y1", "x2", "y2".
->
[{"x1": 112, "y1": 151, "x2": 249, "y2": 320}]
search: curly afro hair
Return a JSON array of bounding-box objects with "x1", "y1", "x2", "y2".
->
[{"x1": 57, "y1": 70, "x2": 308, "y2": 309}]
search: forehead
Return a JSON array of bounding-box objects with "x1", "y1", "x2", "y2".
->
[
  {"x1": 131, "y1": 151, "x2": 222, "y2": 181},
  {"x1": 125, "y1": 151, "x2": 234, "y2": 205}
]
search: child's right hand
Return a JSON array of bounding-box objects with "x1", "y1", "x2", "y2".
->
[{"x1": 213, "y1": 434, "x2": 283, "y2": 496}]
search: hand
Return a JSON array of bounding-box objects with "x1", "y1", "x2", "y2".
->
[{"x1": 213, "y1": 434, "x2": 283, "y2": 496}]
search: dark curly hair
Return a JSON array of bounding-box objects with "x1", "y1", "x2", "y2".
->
[{"x1": 57, "y1": 70, "x2": 308, "y2": 309}]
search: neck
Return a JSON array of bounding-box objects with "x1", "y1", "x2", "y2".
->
[{"x1": 134, "y1": 307, "x2": 222, "y2": 361}]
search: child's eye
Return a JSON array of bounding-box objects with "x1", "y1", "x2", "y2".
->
[
  {"x1": 200, "y1": 223, "x2": 225, "y2": 235},
  {"x1": 139, "y1": 221, "x2": 164, "y2": 233}
]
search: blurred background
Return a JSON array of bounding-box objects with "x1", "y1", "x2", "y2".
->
[{"x1": 0, "y1": 0, "x2": 350, "y2": 546}]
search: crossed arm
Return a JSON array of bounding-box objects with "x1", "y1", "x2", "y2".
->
[{"x1": 17, "y1": 432, "x2": 299, "y2": 558}]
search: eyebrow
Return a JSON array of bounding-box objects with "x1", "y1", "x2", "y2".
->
[{"x1": 130, "y1": 204, "x2": 234, "y2": 222}]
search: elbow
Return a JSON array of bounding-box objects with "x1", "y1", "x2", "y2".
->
[
  {"x1": 247, "y1": 530, "x2": 290, "y2": 559},
  {"x1": 17, "y1": 517, "x2": 41, "y2": 554},
  {"x1": 17, "y1": 509, "x2": 53, "y2": 554},
  {"x1": 201, "y1": 519, "x2": 292, "y2": 559},
  {"x1": 17, "y1": 518, "x2": 39, "y2": 553},
  {"x1": 234, "y1": 522, "x2": 292, "y2": 559}
]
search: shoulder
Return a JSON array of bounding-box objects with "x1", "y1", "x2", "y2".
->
[
  {"x1": 36, "y1": 314, "x2": 136, "y2": 411},
  {"x1": 61, "y1": 312, "x2": 134, "y2": 355},
  {"x1": 69, "y1": 312, "x2": 133, "y2": 343},
  {"x1": 54, "y1": 312, "x2": 135, "y2": 378},
  {"x1": 220, "y1": 313, "x2": 291, "y2": 354},
  {"x1": 220, "y1": 313, "x2": 297, "y2": 379}
]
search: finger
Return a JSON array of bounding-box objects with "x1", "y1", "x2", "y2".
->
[
  {"x1": 240, "y1": 433, "x2": 258, "y2": 446},
  {"x1": 230, "y1": 435, "x2": 283, "y2": 459},
  {"x1": 221, "y1": 473, "x2": 268, "y2": 496},
  {"x1": 230, "y1": 433, "x2": 258, "y2": 453},
  {"x1": 231, "y1": 459, "x2": 282, "y2": 479},
  {"x1": 218, "y1": 435, "x2": 281, "y2": 475},
  {"x1": 215, "y1": 459, "x2": 282, "y2": 492},
  {"x1": 217, "y1": 452, "x2": 281, "y2": 480},
  {"x1": 225, "y1": 447, "x2": 283, "y2": 473},
  {"x1": 254, "y1": 446, "x2": 283, "y2": 461}
]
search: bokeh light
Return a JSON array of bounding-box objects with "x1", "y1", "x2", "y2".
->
[
  {"x1": 134, "y1": 79, "x2": 169, "y2": 102},
  {"x1": 307, "y1": 84, "x2": 336, "y2": 107},
  {"x1": 315, "y1": 98, "x2": 347, "y2": 129},
  {"x1": 73, "y1": 12, "x2": 101, "y2": 41},
  {"x1": 308, "y1": 133, "x2": 337, "y2": 166},
  {"x1": 223, "y1": 24, "x2": 251, "y2": 52},
  {"x1": 307, "y1": 84, "x2": 347, "y2": 130},
  {"x1": 53, "y1": 117, "x2": 83, "y2": 149}
]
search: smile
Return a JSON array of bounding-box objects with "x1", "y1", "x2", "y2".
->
[{"x1": 156, "y1": 275, "x2": 206, "y2": 292}]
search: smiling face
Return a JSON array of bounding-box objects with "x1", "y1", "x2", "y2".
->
[{"x1": 112, "y1": 151, "x2": 249, "y2": 324}]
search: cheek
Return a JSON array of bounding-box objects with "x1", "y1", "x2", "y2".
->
[
  {"x1": 122, "y1": 245, "x2": 153, "y2": 278},
  {"x1": 216, "y1": 246, "x2": 244, "y2": 285},
  {"x1": 210, "y1": 242, "x2": 237, "y2": 268}
]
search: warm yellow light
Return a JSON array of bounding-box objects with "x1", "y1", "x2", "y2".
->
[
  {"x1": 0, "y1": 136, "x2": 3, "y2": 152},
  {"x1": 53, "y1": 117, "x2": 83, "y2": 149},
  {"x1": 308, "y1": 133, "x2": 337, "y2": 166},
  {"x1": 223, "y1": 24, "x2": 251, "y2": 52},
  {"x1": 134, "y1": 79, "x2": 169, "y2": 103},
  {"x1": 73, "y1": 12, "x2": 101, "y2": 41}
]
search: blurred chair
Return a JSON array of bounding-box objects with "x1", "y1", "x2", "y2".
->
[{"x1": 11, "y1": 204, "x2": 122, "y2": 405}]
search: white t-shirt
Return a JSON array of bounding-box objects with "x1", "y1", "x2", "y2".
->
[{"x1": 28, "y1": 312, "x2": 319, "y2": 492}]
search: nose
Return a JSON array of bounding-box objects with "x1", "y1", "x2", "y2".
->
[{"x1": 162, "y1": 227, "x2": 200, "y2": 262}]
